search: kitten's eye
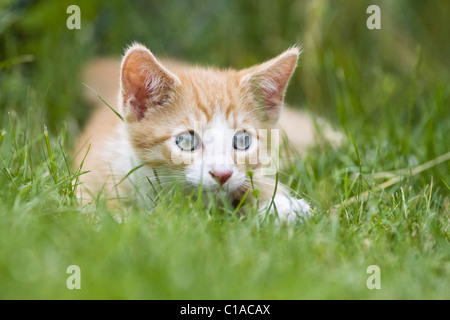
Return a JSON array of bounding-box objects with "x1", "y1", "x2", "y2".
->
[
  {"x1": 233, "y1": 130, "x2": 252, "y2": 150},
  {"x1": 176, "y1": 132, "x2": 200, "y2": 151}
]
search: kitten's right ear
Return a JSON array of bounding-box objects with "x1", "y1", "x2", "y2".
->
[
  {"x1": 120, "y1": 43, "x2": 181, "y2": 122},
  {"x1": 239, "y1": 47, "x2": 300, "y2": 123}
]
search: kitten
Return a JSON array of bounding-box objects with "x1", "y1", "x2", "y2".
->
[{"x1": 74, "y1": 43, "x2": 332, "y2": 223}]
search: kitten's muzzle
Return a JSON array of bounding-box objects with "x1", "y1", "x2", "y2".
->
[{"x1": 209, "y1": 170, "x2": 233, "y2": 186}]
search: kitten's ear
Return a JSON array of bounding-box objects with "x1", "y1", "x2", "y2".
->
[
  {"x1": 120, "y1": 43, "x2": 181, "y2": 122},
  {"x1": 240, "y1": 47, "x2": 300, "y2": 122}
]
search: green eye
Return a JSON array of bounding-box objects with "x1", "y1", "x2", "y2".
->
[
  {"x1": 233, "y1": 130, "x2": 252, "y2": 150},
  {"x1": 176, "y1": 132, "x2": 200, "y2": 151}
]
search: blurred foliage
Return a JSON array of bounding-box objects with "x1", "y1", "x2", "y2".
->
[{"x1": 0, "y1": 0, "x2": 449, "y2": 131}]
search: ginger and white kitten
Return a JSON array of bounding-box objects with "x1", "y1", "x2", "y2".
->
[{"x1": 75, "y1": 43, "x2": 328, "y2": 223}]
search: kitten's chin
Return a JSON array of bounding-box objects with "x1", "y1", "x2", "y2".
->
[{"x1": 200, "y1": 182, "x2": 233, "y2": 193}]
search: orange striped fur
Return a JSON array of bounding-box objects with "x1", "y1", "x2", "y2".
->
[{"x1": 74, "y1": 43, "x2": 340, "y2": 222}]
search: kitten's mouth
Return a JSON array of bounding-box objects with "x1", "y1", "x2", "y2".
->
[
  {"x1": 199, "y1": 182, "x2": 238, "y2": 195},
  {"x1": 218, "y1": 184, "x2": 236, "y2": 194}
]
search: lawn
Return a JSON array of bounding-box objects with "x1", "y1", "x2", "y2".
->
[{"x1": 0, "y1": 0, "x2": 449, "y2": 299}]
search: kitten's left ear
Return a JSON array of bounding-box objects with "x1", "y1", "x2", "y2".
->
[{"x1": 240, "y1": 47, "x2": 300, "y2": 122}]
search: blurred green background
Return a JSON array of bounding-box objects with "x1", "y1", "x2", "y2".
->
[{"x1": 1, "y1": 0, "x2": 449, "y2": 131}]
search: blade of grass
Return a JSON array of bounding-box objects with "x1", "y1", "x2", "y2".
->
[
  {"x1": 82, "y1": 82, "x2": 124, "y2": 122},
  {"x1": 232, "y1": 188, "x2": 251, "y2": 216},
  {"x1": 43, "y1": 125, "x2": 58, "y2": 184},
  {"x1": 335, "y1": 150, "x2": 450, "y2": 209},
  {"x1": 0, "y1": 129, "x2": 5, "y2": 147},
  {"x1": 264, "y1": 171, "x2": 279, "y2": 222},
  {"x1": 112, "y1": 164, "x2": 145, "y2": 190},
  {"x1": 0, "y1": 54, "x2": 34, "y2": 70},
  {"x1": 442, "y1": 178, "x2": 450, "y2": 191}
]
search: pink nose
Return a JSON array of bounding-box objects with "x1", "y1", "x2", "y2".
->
[{"x1": 209, "y1": 170, "x2": 233, "y2": 185}]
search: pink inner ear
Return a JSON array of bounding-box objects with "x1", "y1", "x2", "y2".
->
[
  {"x1": 121, "y1": 53, "x2": 152, "y2": 120},
  {"x1": 121, "y1": 47, "x2": 179, "y2": 121},
  {"x1": 260, "y1": 77, "x2": 285, "y2": 116},
  {"x1": 122, "y1": 66, "x2": 148, "y2": 120},
  {"x1": 247, "y1": 50, "x2": 299, "y2": 121}
]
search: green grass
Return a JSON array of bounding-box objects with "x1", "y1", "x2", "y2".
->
[{"x1": 0, "y1": 0, "x2": 449, "y2": 299}]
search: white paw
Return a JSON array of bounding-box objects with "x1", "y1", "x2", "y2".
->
[{"x1": 260, "y1": 194, "x2": 312, "y2": 223}]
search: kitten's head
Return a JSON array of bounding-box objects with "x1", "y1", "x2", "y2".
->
[{"x1": 120, "y1": 43, "x2": 299, "y2": 197}]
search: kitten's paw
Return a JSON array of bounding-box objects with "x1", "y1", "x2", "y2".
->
[{"x1": 260, "y1": 194, "x2": 312, "y2": 224}]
